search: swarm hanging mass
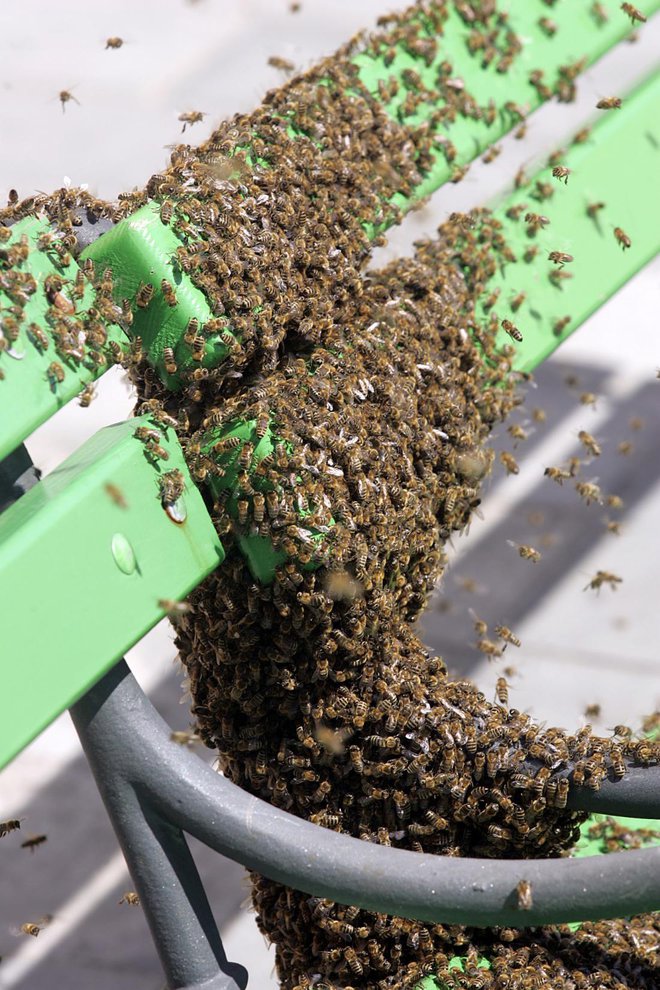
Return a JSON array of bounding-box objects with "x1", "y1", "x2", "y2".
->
[{"x1": 2, "y1": 1, "x2": 658, "y2": 988}]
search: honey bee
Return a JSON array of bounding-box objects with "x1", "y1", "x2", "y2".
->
[
  {"x1": 514, "y1": 167, "x2": 528, "y2": 190},
  {"x1": 105, "y1": 36, "x2": 124, "y2": 49},
  {"x1": 237, "y1": 499, "x2": 249, "y2": 525},
  {"x1": 591, "y1": 1, "x2": 609, "y2": 23},
  {"x1": 578, "y1": 430, "x2": 601, "y2": 456},
  {"x1": 470, "y1": 609, "x2": 488, "y2": 637},
  {"x1": 551, "y1": 165, "x2": 570, "y2": 184},
  {"x1": 178, "y1": 110, "x2": 207, "y2": 132},
  {"x1": 614, "y1": 226, "x2": 631, "y2": 249},
  {"x1": 495, "y1": 677, "x2": 509, "y2": 706},
  {"x1": 508, "y1": 541, "x2": 541, "y2": 563},
  {"x1": 47, "y1": 361, "x2": 65, "y2": 385},
  {"x1": 268, "y1": 56, "x2": 295, "y2": 72},
  {"x1": 621, "y1": 3, "x2": 647, "y2": 23},
  {"x1": 78, "y1": 383, "x2": 96, "y2": 407},
  {"x1": 583, "y1": 570, "x2": 622, "y2": 592},
  {"x1": 482, "y1": 287, "x2": 500, "y2": 311},
  {"x1": 501, "y1": 319, "x2": 522, "y2": 343},
  {"x1": 553, "y1": 315, "x2": 571, "y2": 336},
  {"x1": 58, "y1": 89, "x2": 80, "y2": 112},
  {"x1": 0, "y1": 818, "x2": 22, "y2": 836},
  {"x1": 118, "y1": 891, "x2": 140, "y2": 906},
  {"x1": 575, "y1": 480, "x2": 602, "y2": 505},
  {"x1": 482, "y1": 145, "x2": 501, "y2": 164},
  {"x1": 161, "y1": 279, "x2": 178, "y2": 307},
  {"x1": 136, "y1": 282, "x2": 154, "y2": 308},
  {"x1": 523, "y1": 213, "x2": 550, "y2": 240},
  {"x1": 104, "y1": 483, "x2": 128, "y2": 509},
  {"x1": 549, "y1": 269, "x2": 573, "y2": 287},
  {"x1": 162, "y1": 347, "x2": 177, "y2": 375},
  {"x1": 21, "y1": 834, "x2": 47, "y2": 852},
  {"x1": 499, "y1": 451, "x2": 519, "y2": 475},
  {"x1": 158, "y1": 598, "x2": 192, "y2": 618},
  {"x1": 548, "y1": 251, "x2": 573, "y2": 268},
  {"x1": 596, "y1": 96, "x2": 622, "y2": 109},
  {"x1": 170, "y1": 730, "x2": 200, "y2": 746},
  {"x1": 610, "y1": 745, "x2": 626, "y2": 778},
  {"x1": 516, "y1": 879, "x2": 534, "y2": 910},
  {"x1": 495, "y1": 625, "x2": 521, "y2": 647},
  {"x1": 476, "y1": 639, "x2": 504, "y2": 659}
]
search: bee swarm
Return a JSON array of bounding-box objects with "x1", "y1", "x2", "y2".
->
[{"x1": 2, "y1": 1, "x2": 659, "y2": 988}]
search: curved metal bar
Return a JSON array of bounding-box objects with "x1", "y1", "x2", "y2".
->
[
  {"x1": 79, "y1": 660, "x2": 660, "y2": 930},
  {"x1": 70, "y1": 670, "x2": 248, "y2": 990}
]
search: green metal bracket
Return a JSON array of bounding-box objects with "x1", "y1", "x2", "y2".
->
[
  {"x1": 355, "y1": 1, "x2": 660, "y2": 210},
  {"x1": 0, "y1": 416, "x2": 223, "y2": 769},
  {"x1": 0, "y1": 216, "x2": 128, "y2": 462},
  {"x1": 80, "y1": 201, "x2": 236, "y2": 388}
]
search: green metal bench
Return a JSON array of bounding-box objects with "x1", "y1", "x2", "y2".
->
[{"x1": 1, "y1": 2, "x2": 660, "y2": 987}]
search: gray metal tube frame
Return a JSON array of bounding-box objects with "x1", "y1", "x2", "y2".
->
[{"x1": 69, "y1": 659, "x2": 660, "y2": 990}]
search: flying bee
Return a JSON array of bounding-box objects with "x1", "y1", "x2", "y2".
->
[
  {"x1": 495, "y1": 625, "x2": 521, "y2": 647},
  {"x1": 605, "y1": 518, "x2": 621, "y2": 536},
  {"x1": 552, "y1": 164, "x2": 571, "y2": 184},
  {"x1": 553, "y1": 315, "x2": 571, "y2": 336},
  {"x1": 499, "y1": 451, "x2": 519, "y2": 475},
  {"x1": 495, "y1": 677, "x2": 509, "y2": 706},
  {"x1": 58, "y1": 89, "x2": 80, "y2": 112},
  {"x1": 524, "y1": 212, "x2": 550, "y2": 232},
  {"x1": 516, "y1": 879, "x2": 534, "y2": 910},
  {"x1": 510, "y1": 291, "x2": 526, "y2": 312},
  {"x1": 508, "y1": 541, "x2": 541, "y2": 563},
  {"x1": 575, "y1": 480, "x2": 602, "y2": 505},
  {"x1": 161, "y1": 279, "x2": 177, "y2": 306},
  {"x1": 507, "y1": 424, "x2": 528, "y2": 444},
  {"x1": 158, "y1": 598, "x2": 192, "y2": 619},
  {"x1": 476, "y1": 638, "x2": 504, "y2": 659},
  {"x1": 482, "y1": 287, "x2": 501, "y2": 311},
  {"x1": 136, "y1": 282, "x2": 154, "y2": 308},
  {"x1": 548, "y1": 251, "x2": 574, "y2": 268},
  {"x1": 591, "y1": 1, "x2": 609, "y2": 23},
  {"x1": 578, "y1": 430, "x2": 601, "y2": 456},
  {"x1": 614, "y1": 226, "x2": 631, "y2": 249},
  {"x1": 178, "y1": 110, "x2": 207, "y2": 132},
  {"x1": 549, "y1": 268, "x2": 573, "y2": 287},
  {"x1": 596, "y1": 96, "x2": 622, "y2": 109},
  {"x1": 469, "y1": 609, "x2": 488, "y2": 637},
  {"x1": 105, "y1": 36, "x2": 124, "y2": 49},
  {"x1": 621, "y1": 3, "x2": 647, "y2": 23},
  {"x1": 119, "y1": 892, "x2": 140, "y2": 906},
  {"x1": 583, "y1": 570, "x2": 622, "y2": 591},
  {"x1": 607, "y1": 494, "x2": 624, "y2": 509},
  {"x1": 170, "y1": 730, "x2": 200, "y2": 746},
  {"x1": 18, "y1": 920, "x2": 50, "y2": 937},
  {"x1": 21, "y1": 834, "x2": 47, "y2": 852},
  {"x1": 78, "y1": 383, "x2": 96, "y2": 407},
  {"x1": 501, "y1": 319, "x2": 522, "y2": 342},
  {"x1": 268, "y1": 55, "x2": 295, "y2": 72},
  {"x1": 482, "y1": 144, "x2": 501, "y2": 164},
  {"x1": 523, "y1": 244, "x2": 540, "y2": 263},
  {"x1": 0, "y1": 818, "x2": 23, "y2": 836}
]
